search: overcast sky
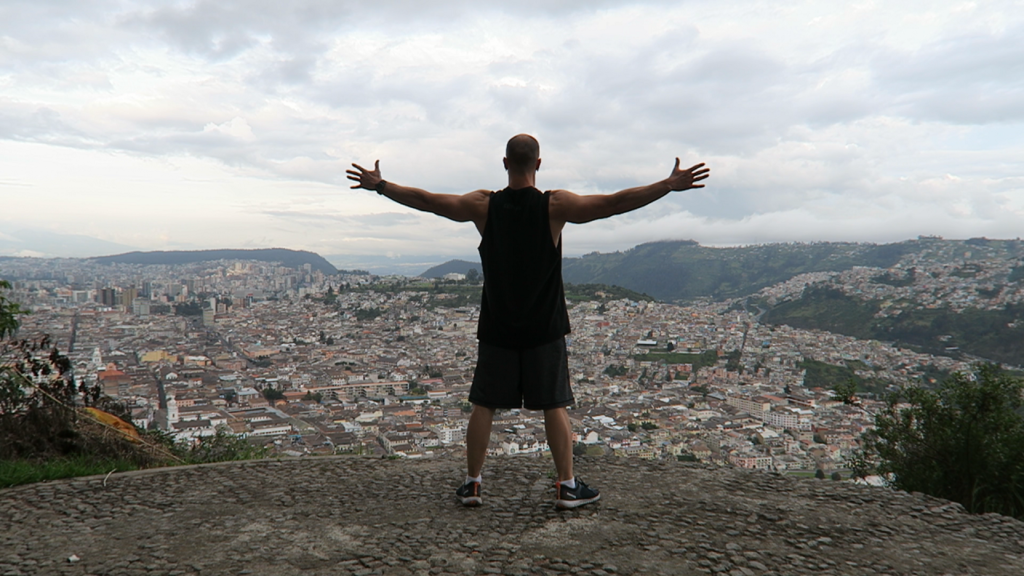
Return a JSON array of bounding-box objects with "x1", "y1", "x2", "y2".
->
[{"x1": 1, "y1": 0, "x2": 1022, "y2": 268}]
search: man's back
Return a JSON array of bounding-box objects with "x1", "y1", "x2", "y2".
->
[
  {"x1": 476, "y1": 186, "x2": 571, "y2": 350},
  {"x1": 345, "y1": 134, "x2": 707, "y2": 509}
]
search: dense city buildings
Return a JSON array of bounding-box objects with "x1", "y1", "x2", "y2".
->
[{"x1": 0, "y1": 255, "x2": 986, "y2": 474}]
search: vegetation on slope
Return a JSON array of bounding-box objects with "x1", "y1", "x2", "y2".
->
[
  {"x1": 0, "y1": 280, "x2": 267, "y2": 488},
  {"x1": 798, "y1": 359, "x2": 889, "y2": 397},
  {"x1": 763, "y1": 287, "x2": 1024, "y2": 365}
]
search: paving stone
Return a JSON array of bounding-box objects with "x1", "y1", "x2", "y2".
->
[{"x1": 2, "y1": 455, "x2": 1024, "y2": 576}]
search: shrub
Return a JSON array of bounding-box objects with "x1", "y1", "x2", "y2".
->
[
  {"x1": 864, "y1": 364, "x2": 1024, "y2": 519},
  {"x1": 178, "y1": 426, "x2": 269, "y2": 464},
  {"x1": 0, "y1": 280, "x2": 265, "y2": 484}
]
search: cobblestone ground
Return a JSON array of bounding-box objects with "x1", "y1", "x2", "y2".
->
[{"x1": 2, "y1": 456, "x2": 1024, "y2": 576}]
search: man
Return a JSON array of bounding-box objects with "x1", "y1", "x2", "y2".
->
[{"x1": 347, "y1": 134, "x2": 709, "y2": 509}]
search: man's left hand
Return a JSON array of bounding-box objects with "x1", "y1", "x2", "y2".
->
[{"x1": 346, "y1": 160, "x2": 382, "y2": 190}]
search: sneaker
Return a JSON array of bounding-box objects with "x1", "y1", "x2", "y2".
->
[
  {"x1": 456, "y1": 480, "x2": 482, "y2": 506},
  {"x1": 555, "y1": 477, "x2": 600, "y2": 509}
]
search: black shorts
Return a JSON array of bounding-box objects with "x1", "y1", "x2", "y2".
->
[{"x1": 469, "y1": 337, "x2": 574, "y2": 411}]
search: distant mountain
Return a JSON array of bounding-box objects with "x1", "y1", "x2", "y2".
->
[
  {"x1": 92, "y1": 249, "x2": 338, "y2": 275},
  {"x1": 559, "y1": 237, "x2": 1024, "y2": 364},
  {"x1": 0, "y1": 229, "x2": 138, "y2": 258},
  {"x1": 419, "y1": 259, "x2": 482, "y2": 278},
  {"x1": 325, "y1": 254, "x2": 472, "y2": 276},
  {"x1": 561, "y1": 240, "x2": 916, "y2": 302}
]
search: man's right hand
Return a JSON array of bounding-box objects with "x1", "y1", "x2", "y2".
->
[
  {"x1": 666, "y1": 159, "x2": 710, "y2": 192},
  {"x1": 346, "y1": 160, "x2": 383, "y2": 190}
]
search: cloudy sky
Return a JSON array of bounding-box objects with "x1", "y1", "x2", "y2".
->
[{"x1": 1, "y1": 0, "x2": 1022, "y2": 271}]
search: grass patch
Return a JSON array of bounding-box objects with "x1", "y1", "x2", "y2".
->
[{"x1": 0, "y1": 456, "x2": 139, "y2": 489}]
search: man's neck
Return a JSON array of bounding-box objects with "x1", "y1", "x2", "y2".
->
[{"x1": 507, "y1": 171, "x2": 536, "y2": 189}]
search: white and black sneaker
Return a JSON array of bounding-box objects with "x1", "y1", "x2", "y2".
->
[
  {"x1": 555, "y1": 477, "x2": 600, "y2": 509},
  {"x1": 456, "y1": 480, "x2": 482, "y2": 507}
]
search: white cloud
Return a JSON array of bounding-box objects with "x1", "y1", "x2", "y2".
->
[{"x1": 0, "y1": 0, "x2": 1022, "y2": 259}]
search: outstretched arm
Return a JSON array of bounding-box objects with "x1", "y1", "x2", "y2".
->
[
  {"x1": 548, "y1": 160, "x2": 709, "y2": 224},
  {"x1": 346, "y1": 160, "x2": 489, "y2": 226}
]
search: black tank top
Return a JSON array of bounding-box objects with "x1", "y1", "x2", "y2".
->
[{"x1": 476, "y1": 186, "x2": 571, "y2": 349}]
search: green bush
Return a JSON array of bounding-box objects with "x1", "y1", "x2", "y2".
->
[
  {"x1": 865, "y1": 364, "x2": 1024, "y2": 518},
  {"x1": 178, "y1": 426, "x2": 269, "y2": 464}
]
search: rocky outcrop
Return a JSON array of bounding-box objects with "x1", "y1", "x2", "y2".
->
[{"x1": 2, "y1": 455, "x2": 1023, "y2": 575}]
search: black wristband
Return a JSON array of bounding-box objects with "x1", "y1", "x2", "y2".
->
[{"x1": 374, "y1": 180, "x2": 387, "y2": 194}]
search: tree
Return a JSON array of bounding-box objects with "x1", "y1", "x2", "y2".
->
[
  {"x1": 1, "y1": 280, "x2": 143, "y2": 465},
  {"x1": 864, "y1": 364, "x2": 1024, "y2": 519},
  {"x1": 831, "y1": 379, "x2": 859, "y2": 405},
  {"x1": 603, "y1": 364, "x2": 627, "y2": 377},
  {"x1": 262, "y1": 387, "x2": 285, "y2": 401},
  {"x1": 831, "y1": 471, "x2": 843, "y2": 481},
  {"x1": 1, "y1": 280, "x2": 28, "y2": 339},
  {"x1": 466, "y1": 268, "x2": 480, "y2": 283},
  {"x1": 814, "y1": 468, "x2": 826, "y2": 480},
  {"x1": 724, "y1": 349, "x2": 742, "y2": 372}
]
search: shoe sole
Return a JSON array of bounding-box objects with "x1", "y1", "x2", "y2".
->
[
  {"x1": 555, "y1": 494, "x2": 600, "y2": 509},
  {"x1": 460, "y1": 496, "x2": 482, "y2": 507}
]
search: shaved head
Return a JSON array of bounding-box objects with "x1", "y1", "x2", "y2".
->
[{"x1": 505, "y1": 134, "x2": 540, "y2": 174}]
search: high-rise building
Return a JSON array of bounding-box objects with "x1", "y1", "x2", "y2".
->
[
  {"x1": 98, "y1": 287, "x2": 117, "y2": 307},
  {"x1": 122, "y1": 287, "x2": 139, "y2": 310}
]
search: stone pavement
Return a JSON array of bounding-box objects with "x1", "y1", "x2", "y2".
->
[{"x1": 2, "y1": 455, "x2": 1023, "y2": 576}]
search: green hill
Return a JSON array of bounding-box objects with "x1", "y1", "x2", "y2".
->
[
  {"x1": 419, "y1": 259, "x2": 481, "y2": 278},
  {"x1": 561, "y1": 240, "x2": 912, "y2": 302},
  {"x1": 91, "y1": 249, "x2": 338, "y2": 275}
]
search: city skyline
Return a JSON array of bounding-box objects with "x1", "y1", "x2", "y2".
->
[{"x1": 2, "y1": 1, "x2": 1022, "y2": 262}]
